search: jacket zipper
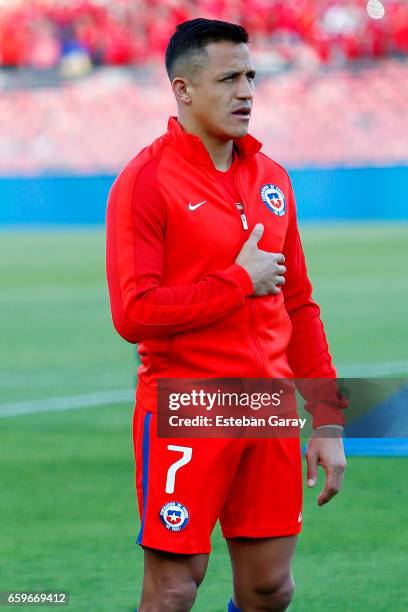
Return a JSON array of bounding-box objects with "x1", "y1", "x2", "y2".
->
[
  {"x1": 235, "y1": 168, "x2": 267, "y2": 376},
  {"x1": 233, "y1": 167, "x2": 248, "y2": 231},
  {"x1": 235, "y1": 203, "x2": 248, "y2": 230}
]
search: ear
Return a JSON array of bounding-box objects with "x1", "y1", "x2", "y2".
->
[{"x1": 171, "y1": 77, "x2": 193, "y2": 105}]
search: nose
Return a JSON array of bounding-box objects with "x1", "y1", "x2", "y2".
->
[{"x1": 236, "y1": 75, "x2": 254, "y2": 101}]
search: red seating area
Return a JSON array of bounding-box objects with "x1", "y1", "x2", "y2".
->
[
  {"x1": 0, "y1": 58, "x2": 407, "y2": 173},
  {"x1": 0, "y1": 0, "x2": 407, "y2": 70}
]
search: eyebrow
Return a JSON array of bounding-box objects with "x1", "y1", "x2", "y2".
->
[{"x1": 219, "y1": 69, "x2": 257, "y2": 79}]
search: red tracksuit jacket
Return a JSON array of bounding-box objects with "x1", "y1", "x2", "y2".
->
[{"x1": 106, "y1": 117, "x2": 345, "y2": 427}]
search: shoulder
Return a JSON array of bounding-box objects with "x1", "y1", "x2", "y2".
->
[
  {"x1": 107, "y1": 135, "x2": 169, "y2": 229},
  {"x1": 257, "y1": 151, "x2": 293, "y2": 188},
  {"x1": 255, "y1": 151, "x2": 297, "y2": 222},
  {"x1": 107, "y1": 135, "x2": 170, "y2": 226},
  {"x1": 111, "y1": 134, "x2": 167, "y2": 198}
]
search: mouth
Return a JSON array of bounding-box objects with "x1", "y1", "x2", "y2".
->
[{"x1": 231, "y1": 107, "x2": 251, "y2": 120}]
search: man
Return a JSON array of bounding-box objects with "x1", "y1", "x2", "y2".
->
[{"x1": 106, "y1": 18, "x2": 346, "y2": 612}]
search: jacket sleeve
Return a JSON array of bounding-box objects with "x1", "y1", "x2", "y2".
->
[
  {"x1": 105, "y1": 156, "x2": 253, "y2": 344},
  {"x1": 282, "y1": 183, "x2": 346, "y2": 427}
]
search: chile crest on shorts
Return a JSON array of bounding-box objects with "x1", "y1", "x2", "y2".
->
[
  {"x1": 160, "y1": 501, "x2": 189, "y2": 531},
  {"x1": 260, "y1": 184, "x2": 286, "y2": 216}
]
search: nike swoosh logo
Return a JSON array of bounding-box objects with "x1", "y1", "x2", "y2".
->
[{"x1": 188, "y1": 200, "x2": 207, "y2": 211}]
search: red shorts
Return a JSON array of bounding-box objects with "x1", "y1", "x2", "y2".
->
[{"x1": 133, "y1": 401, "x2": 303, "y2": 554}]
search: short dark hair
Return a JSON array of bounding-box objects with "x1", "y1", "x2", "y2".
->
[{"x1": 165, "y1": 18, "x2": 249, "y2": 81}]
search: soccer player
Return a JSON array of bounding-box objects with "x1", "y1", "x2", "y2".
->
[{"x1": 106, "y1": 18, "x2": 347, "y2": 612}]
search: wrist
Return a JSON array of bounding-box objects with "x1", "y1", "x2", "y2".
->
[{"x1": 312, "y1": 424, "x2": 344, "y2": 437}]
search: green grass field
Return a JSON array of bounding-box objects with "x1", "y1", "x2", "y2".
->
[{"x1": 1, "y1": 225, "x2": 408, "y2": 611}]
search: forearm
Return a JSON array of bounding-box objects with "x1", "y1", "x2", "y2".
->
[
  {"x1": 286, "y1": 296, "x2": 337, "y2": 377},
  {"x1": 287, "y1": 303, "x2": 346, "y2": 428},
  {"x1": 107, "y1": 261, "x2": 253, "y2": 343},
  {"x1": 282, "y1": 187, "x2": 346, "y2": 427},
  {"x1": 106, "y1": 156, "x2": 254, "y2": 344}
]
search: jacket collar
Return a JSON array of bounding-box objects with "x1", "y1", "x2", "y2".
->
[{"x1": 164, "y1": 116, "x2": 262, "y2": 167}]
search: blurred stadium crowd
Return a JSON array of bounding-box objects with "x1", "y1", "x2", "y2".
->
[
  {"x1": 0, "y1": 0, "x2": 407, "y2": 72},
  {"x1": 1, "y1": 58, "x2": 407, "y2": 173},
  {"x1": 1, "y1": 1, "x2": 407, "y2": 173}
]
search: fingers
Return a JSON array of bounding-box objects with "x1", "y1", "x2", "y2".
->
[
  {"x1": 248, "y1": 223, "x2": 264, "y2": 244},
  {"x1": 240, "y1": 225, "x2": 286, "y2": 296},
  {"x1": 318, "y1": 462, "x2": 347, "y2": 506},
  {"x1": 317, "y1": 468, "x2": 337, "y2": 506},
  {"x1": 265, "y1": 252, "x2": 285, "y2": 266},
  {"x1": 306, "y1": 438, "x2": 347, "y2": 506},
  {"x1": 269, "y1": 276, "x2": 285, "y2": 294},
  {"x1": 270, "y1": 259, "x2": 286, "y2": 291},
  {"x1": 306, "y1": 449, "x2": 318, "y2": 488},
  {"x1": 256, "y1": 253, "x2": 286, "y2": 275}
]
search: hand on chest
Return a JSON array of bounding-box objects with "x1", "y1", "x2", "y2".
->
[{"x1": 162, "y1": 164, "x2": 290, "y2": 271}]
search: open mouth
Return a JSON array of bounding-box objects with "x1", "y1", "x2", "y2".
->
[{"x1": 232, "y1": 108, "x2": 251, "y2": 119}]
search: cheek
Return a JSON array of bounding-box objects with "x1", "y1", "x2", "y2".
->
[
  {"x1": 207, "y1": 93, "x2": 230, "y2": 117},
  {"x1": 191, "y1": 88, "x2": 230, "y2": 125},
  {"x1": 192, "y1": 93, "x2": 210, "y2": 114},
  {"x1": 197, "y1": 96, "x2": 223, "y2": 121}
]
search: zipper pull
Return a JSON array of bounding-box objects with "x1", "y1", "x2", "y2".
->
[{"x1": 235, "y1": 203, "x2": 248, "y2": 231}]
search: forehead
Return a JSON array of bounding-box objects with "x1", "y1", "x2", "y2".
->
[{"x1": 204, "y1": 41, "x2": 253, "y2": 73}]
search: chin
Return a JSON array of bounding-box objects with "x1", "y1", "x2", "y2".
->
[
  {"x1": 235, "y1": 125, "x2": 249, "y2": 138},
  {"x1": 221, "y1": 124, "x2": 249, "y2": 140}
]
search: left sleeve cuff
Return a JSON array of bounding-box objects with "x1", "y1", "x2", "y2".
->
[{"x1": 311, "y1": 402, "x2": 346, "y2": 429}]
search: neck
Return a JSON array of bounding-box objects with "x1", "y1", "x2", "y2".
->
[{"x1": 177, "y1": 115, "x2": 234, "y2": 171}]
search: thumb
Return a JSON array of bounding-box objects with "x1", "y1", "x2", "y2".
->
[
  {"x1": 306, "y1": 451, "x2": 318, "y2": 487},
  {"x1": 248, "y1": 223, "x2": 264, "y2": 244}
]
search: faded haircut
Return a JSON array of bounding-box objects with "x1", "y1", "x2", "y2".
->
[{"x1": 165, "y1": 18, "x2": 249, "y2": 81}]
